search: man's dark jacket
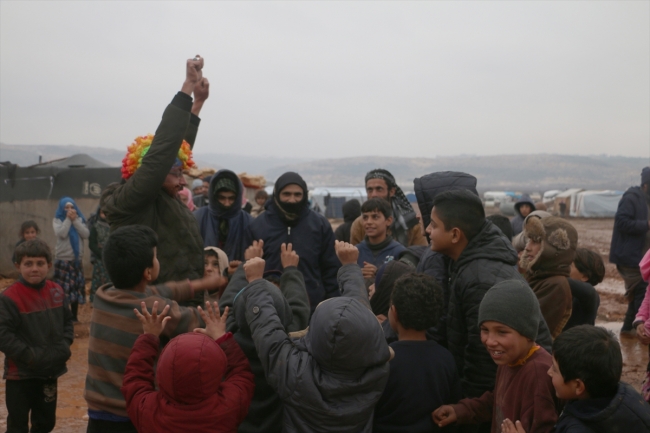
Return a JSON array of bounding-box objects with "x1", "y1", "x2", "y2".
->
[
  {"x1": 102, "y1": 92, "x2": 204, "y2": 284},
  {"x1": 609, "y1": 186, "x2": 649, "y2": 267},
  {"x1": 248, "y1": 200, "x2": 340, "y2": 311},
  {"x1": 447, "y1": 220, "x2": 553, "y2": 398},
  {"x1": 554, "y1": 382, "x2": 650, "y2": 433}
]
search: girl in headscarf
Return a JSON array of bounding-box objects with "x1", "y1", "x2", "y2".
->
[
  {"x1": 52, "y1": 197, "x2": 89, "y2": 322},
  {"x1": 88, "y1": 206, "x2": 111, "y2": 302},
  {"x1": 178, "y1": 187, "x2": 196, "y2": 211}
]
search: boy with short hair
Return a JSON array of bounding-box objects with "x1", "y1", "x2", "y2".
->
[
  {"x1": 563, "y1": 248, "x2": 603, "y2": 330},
  {"x1": 84, "y1": 225, "x2": 226, "y2": 433},
  {"x1": 502, "y1": 325, "x2": 650, "y2": 433},
  {"x1": 426, "y1": 189, "x2": 553, "y2": 401},
  {"x1": 373, "y1": 273, "x2": 462, "y2": 432},
  {"x1": 0, "y1": 239, "x2": 73, "y2": 433},
  {"x1": 237, "y1": 241, "x2": 391, "y2": 432},
  {"x1": 357, "y1": 198, "x2": 406, "y2": 283},
  {"x1": 433, "y1": 280, "x2": 558, "y2": 433}
]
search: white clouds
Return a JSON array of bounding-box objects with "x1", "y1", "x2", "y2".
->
[{"x1": 1, "y1": 1, "x2": 648, "y2": 158}]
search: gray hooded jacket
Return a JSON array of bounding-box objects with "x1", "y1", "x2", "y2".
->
[{"x1": 240, "y1": 264, "x2": 391, "y2": 433}]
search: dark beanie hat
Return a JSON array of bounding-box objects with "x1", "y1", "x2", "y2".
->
[
  {"x1": 478, "y1": 280, "x2": 540, "y2": 340},
  {"x1": 215, "y1": 178, "x2": 237, "y2": 193},
  {"x1": 274, "y1": 171, "x2": 307, "y2": 195},
  {"x1": 642, "y1": 167, "x2": 650, "y2": 186}
]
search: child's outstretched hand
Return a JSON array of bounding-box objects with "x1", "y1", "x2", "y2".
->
[
  {"x1": 432, "y1": 405, "x2": 457, "y2": 428},
  {"x1": 134, "y1": 301, "x2": 171, "y2": 337},
  {"x1": 194, "y1": 301, "x2": 229, "y2": 341},
  {"x1": 501, "y1": 419, "x2": 526, "y2": 433},
  {"x1": 228, "y1": 260, "x2": 242, "y2": 276},
  {"x1": 245, "y1": 240, "x2": 264, "y2": 260},
  {"x1": 335, "y1": 241, "x2": 359, "y2": 265},
  {"x1": 281, "y1": 243, "x2": 299, "y2": 268},
  {"x1": 244, "y1": 257, "x2": 265, "y2": 283}
]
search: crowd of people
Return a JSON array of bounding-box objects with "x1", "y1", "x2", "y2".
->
[{"x1": 1, "y1": 55, "x2": 650, "y2": 433}]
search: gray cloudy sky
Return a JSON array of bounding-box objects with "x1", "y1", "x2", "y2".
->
[{"x1": 1, "y1": 1, "x2": 648, "y2": 159}]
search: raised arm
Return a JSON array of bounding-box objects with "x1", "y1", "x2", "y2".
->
[
  {"x1": 320, "y1": 218, "x2": 342, "y2": 300},
  {"x1": 72, "y1": 218, "x2": 90, "y2": 239},
  {"x1": 279, "y1": 243, "x2": 310, "y2": 332},
  {"x1": 335, "y1": 241, "x2": 371, "y2": 308}
]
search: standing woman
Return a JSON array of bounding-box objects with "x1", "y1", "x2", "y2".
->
[{"x1": 53, "y1": 196, "x2": 89, "y2": 322}]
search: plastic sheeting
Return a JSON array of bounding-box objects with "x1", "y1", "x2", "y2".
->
[{"x1": 571, "y1": 190, "x2": 623, "y2": 218}]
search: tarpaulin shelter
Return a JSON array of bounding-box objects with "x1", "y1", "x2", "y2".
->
[
  {"x1": 553, "y1": 188, "x2": 584, "y2": 216},
  {"x1": 0, "y1": 154, "x2": 121, "y2": 277},
  {"x1": 571, "y1": 190, "x2": 623, "y2": 218}
]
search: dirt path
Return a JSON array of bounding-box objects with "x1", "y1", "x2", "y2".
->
[{"x1": 0, "y1": 218, "x2": 648, "y2": 431}]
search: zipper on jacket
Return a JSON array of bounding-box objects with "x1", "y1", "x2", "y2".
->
[{"x1": 288, "y1": 227, "x2": 291, "y2": 236}]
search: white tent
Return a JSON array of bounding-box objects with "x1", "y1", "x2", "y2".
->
[{"x1": 571, "y1": 190, "x2": 623, "y2": 218}]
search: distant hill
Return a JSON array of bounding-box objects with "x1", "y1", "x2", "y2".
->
[{"x1": 1, "y1": 143, "x2": 647, "y2": 192}]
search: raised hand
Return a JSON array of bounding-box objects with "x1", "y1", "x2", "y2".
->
[
  {"x1": 432, "y1": 405, "x2": 457, "y2": 428},
  {"x1": 501, "y1": 419, "x2": 526, "y2": 433},
  {"x1": 361, "y1": 262, "x2": 377, "y2": 279},
  {"x1": 67, "y1": 208, "x2": 78, "y2": 221},
  {"x1": 228, "y1": 260, "x2": 242, "y2": 276},
  {"x1": 281, "y1": 243, "x2": 299, "y2": 268},
  {"x1": 335, "y1": 241, "x2": 359, "y2": 265},
  {"x1": 134, "y1": 301, "x2": 171, "y2": 337},
  {"x1": 244, "y1": 257, "x2": 265, "y2": 283},
  {"x1": 193, "y1": 77, "x2": 209, "y2": 103},
  {"x1": 245, "y1": 240, "x2": 264, "y2": 260},
  {"x1": 193, "y1": 301, "x2": 229, "y2": 340},
  {"x1": 182, "y1": 55, "x2": 203, "y2": 96}
]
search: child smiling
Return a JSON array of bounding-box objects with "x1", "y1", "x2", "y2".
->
[{"x1": 433, "y1": 280, "x2": 558, "y2": 433}]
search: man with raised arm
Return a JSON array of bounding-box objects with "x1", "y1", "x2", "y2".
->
[{"x1": 101, "y1": 56, "x2": 209, "y2": 294}]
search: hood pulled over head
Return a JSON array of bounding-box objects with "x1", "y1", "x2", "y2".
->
[
  {"x1": 209, "y1": 169, "x2": 243, "y2": 217},
  {"x1": 156, "y1": 333, "x2": 227, "y2": 405},
  {"x1": 521, "y1": 216, "x2": 577, "y2": 275},
  {"x1": 303, "y1": 297, "x2": 390, "y2": 373},
  {"x1": 273, "y1": 171, "x2": 309, "y2": 217}
]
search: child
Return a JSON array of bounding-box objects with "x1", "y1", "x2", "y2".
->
[
  {"x1": 520, "y1": 216, "x2": 577, "y2": 338},
  {"x1": 433, "y1": 280, "x2": 558, "y2": 433},
  {"x1": 503, "y1": 325, "x2": 650, "y2": 433},
  {"x1": 11, "y1": 220, "x2": 40, "y2": 264},
  {"x1": 204, "y1": 246, "x2": 229, "y2": 300},
  {"x1": 0, "y1": 239, "x2": 73, "y2": 433},
  {"x1": 634, "y1": 248, "x2": 650, "y2": 402},
  {"x1": 564, "y1": 248, "x2": 604, "y2": 330},
  {"x1": 120, "y1": 301, "x2": 255, "y2": 433},
  {"x1": 373, "y1": 273, "x2": 462, "y2": 432},
  {"x1": 250, "y1": 189, "x2": 267, "y2": 217},
  {"x1": 88, "y1": 207, "x2": 111, "y2": 302},
  {"x1": 237, "y1": 241, "x2": 391, "y2": 432},
  {"x1": 52, "y1": 196, "x2": 89, "y2": 322},
  {"x1": 83, "y1": 225, "x2": 226, "y2": 433},
  {"x1": 357, "y1": 198, "x2": 406, "y2": 283},
  {"x1": 217, "y1": 241, "x2": 310, "y2": 433}
]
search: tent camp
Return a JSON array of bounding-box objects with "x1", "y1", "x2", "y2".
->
[
  {"x1": 553, "y1": 188, "x2": 584, "y2": 216},
  {"x1": 1, "y1": 154, "x2": 122, "y2": 277},
  {"x1": 571, "y1": 190, "x2": 623, "y2": 218},
  {"x1": 309, "y1": 187, "x2": 367, "y2": 219}
]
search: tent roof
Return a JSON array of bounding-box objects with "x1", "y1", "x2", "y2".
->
[
  {"x1": 29, "y1": 154, "x2": 111, "y2": 169},
  {"x1": 556, "y1": 188, "x2": 584, "y2": 198}
]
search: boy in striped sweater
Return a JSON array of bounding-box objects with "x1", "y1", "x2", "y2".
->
[{"x1": 83, "y1": 225, "x2": 226, "y2": 433}]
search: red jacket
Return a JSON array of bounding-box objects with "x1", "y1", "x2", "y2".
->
[{"x1": 121, "y1": 332, "x2": 255, "y2": 433}]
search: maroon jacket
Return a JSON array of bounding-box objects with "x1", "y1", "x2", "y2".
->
[{"x1": 121, "y1": 332, "x2": 254, "y2": 433}]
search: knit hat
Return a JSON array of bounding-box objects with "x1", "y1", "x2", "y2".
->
[
  {"x1": 215, "y1": 178, "x2": 237, "y2": 193},
  {"x1": 191, "y1": 179, "x2": 203, "y2": 190},
  {"x1": 478, "y1": 280, "x2": 540, "y2": 340},
  {"x1": 642, "y1": 167, "x2": 650, "y2": 186}
]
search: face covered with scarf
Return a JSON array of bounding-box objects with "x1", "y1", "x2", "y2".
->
[{"x1": 273, "y1": 172, "x2": 309, "y2": 222}]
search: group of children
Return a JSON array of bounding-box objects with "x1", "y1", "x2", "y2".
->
[{"x1": 2, "y1": 191, "x2": 650, "y2": 433}]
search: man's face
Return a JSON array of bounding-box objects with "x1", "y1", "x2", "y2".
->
[
  {"x1": 426, "y1": 207, "x2": 454, "y2": 254},
  {"x1": 362, "y1": 210, "x2": 392, "y2": 240},
  {"x1": 519, "y1": 204, "x2": 532, "y2": 218},
  {"x1": 162, "y1": 168, "x2": 186, "y2": 198},
  {"x1": 279, "y1": 184, "x2": 303, "y2": 203},
  {"x1": 15, "y1": 256, "x2": 51, "y2": 285},
  {"x1": 366, "y1": 179, "x2": 394, "y2": 200},
  {"x1": 202, "y1": 181, "x2": 210, "y2": 197},
  {"x1": 217, "y1": 190, "x2": 237, "y2": 208}
]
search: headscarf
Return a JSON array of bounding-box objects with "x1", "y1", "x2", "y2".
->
[
  {"x1": 365, "y1": 169, "x2": 417, "y2": 245},
  {"x1": 272, "y1": 172, "x2": 309, "y2": 225},
  {"x1": 179, "y1": 187, "x2": 195, "y2": 211},
  {"x1": 55, "y1": 196, "x2": 86, "y2": 260},
  {"x1": 370, "y1": 260, "x2": 414, "y2": 316}
]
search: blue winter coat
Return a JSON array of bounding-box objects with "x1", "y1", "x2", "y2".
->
[
  {"x1": 248, "y1": 200, "x2": 340, "y2": 311},
  {"x1": 554, "y1": 382, "x2": 650, "y2": 432},
  {"x1": 609, "y1": 186, "x2": 649, "y2": 267},
  {"x1": 356, "y1": 239, "x2": 406, "y2": 269}
]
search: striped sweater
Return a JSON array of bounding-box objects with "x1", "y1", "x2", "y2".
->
[{"x1": 84, "y1": 281, "x2": 208, "y2": 418}]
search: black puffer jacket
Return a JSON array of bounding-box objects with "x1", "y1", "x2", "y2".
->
[
  {"x1": 241, "y1": 264, "x2": 391, "y2": 433},
  {"x1": 554, "y1": 382, "x2": 650, "y2": 432},
  {"x1": 447, "y1": 220, "x2": 553, "y2": 397}
]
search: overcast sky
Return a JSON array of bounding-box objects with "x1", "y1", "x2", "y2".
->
[{"x1": 1, "y1": 1, "x2": 648, "y2": 159}]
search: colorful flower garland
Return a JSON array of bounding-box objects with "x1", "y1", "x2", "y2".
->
[{"x1": 121, "y1": 134, "x2": 195, "y2": 180}]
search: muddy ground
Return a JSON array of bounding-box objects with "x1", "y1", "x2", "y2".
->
[{"x1": 0, "y1": 218, "x2": 647, "y2": 432}]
